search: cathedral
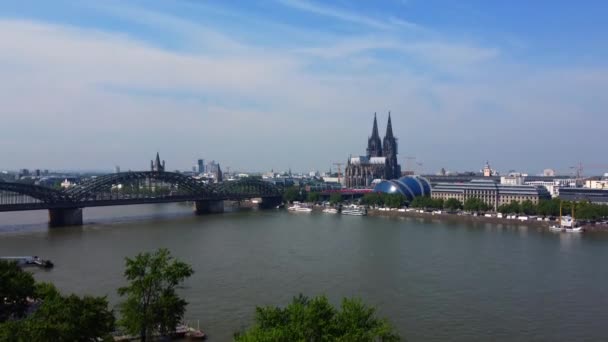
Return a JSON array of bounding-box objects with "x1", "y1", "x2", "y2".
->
[
  {"x1": 150, "y1": 152, "x2": 165, "y2": 172},
  {"x1": 344, "y1": 113, "x2": 401, "y2": 187}
]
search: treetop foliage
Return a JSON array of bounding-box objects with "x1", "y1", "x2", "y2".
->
[{"x1": 234, "y1": 294, "x2": 401, "y2": 342}]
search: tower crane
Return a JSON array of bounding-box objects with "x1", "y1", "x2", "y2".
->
[{"x1": 333, "y1": 162, "x2": 344, "y2": 185}]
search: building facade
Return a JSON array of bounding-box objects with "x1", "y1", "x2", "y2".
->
[
  {"x1": 559, "y1": 188, "x2": 608, "y2": 204},
  {"x1": 344, "y1": 113, "x2": 402, "y2": 187},
  {"x1": 431, "y1": 179, "x2": 551, "y2": 211}
]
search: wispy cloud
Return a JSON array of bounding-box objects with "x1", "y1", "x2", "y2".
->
[
  {"x1": 0, "y1": 2, "x2": 607, "y2": 172},
  {"x1": 276, "y1": 0, "x2": 421, "y2": 31}
]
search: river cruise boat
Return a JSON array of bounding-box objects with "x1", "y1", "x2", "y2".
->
[
  {"x1": 549, "y1": 201, "x2": 583, "y2": 233},
  {"x1": 322, "y1": 207, "x2": 339, "y2": 214},
  {"x1": 341, "y1": 205, "x2": 367, "y2": 216},
  {"x1": 287, "y1": 202, "x2": 313, "y2": 213}
]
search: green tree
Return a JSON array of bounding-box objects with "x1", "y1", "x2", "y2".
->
[
  {"x1": 464, "y1": 198, "x2": 490, "y2": 212},
  {"x1": 362, "y1": 193, "x2": 383, "y2": 207},
  {"x1": 283, "y1": 187, "x2": 302, "y2": 203},
  {"x1": 0, "y1": 260, "x2": 36, "y2": 322},
  {"x1": 385, "y1": 194, "x2": 407, "y2": 208},
  {"x1": 118, "y1": 248, "x2": 194, "y2": 341},
  {"x1": 410, "y1": 196, "x2": 429, "y2": 208},
  {"x1": 329, "y1": 193, "x2": 343, "y2": 205},
  {"x1": 234, "y1": 294, "x2": 401, "y2": 342},
  {"x1": 444, "y1": 198, "x2": 463, "y2": 211},
  {"x1": 307, "y1": 191, "x2": 320, "y2": 203},
  {"x1": 0, "y1": 283, "x2": 114, "y2": 342},
  {"x1": 520, "y1": 200, "x2": 537, "y2": 215}
]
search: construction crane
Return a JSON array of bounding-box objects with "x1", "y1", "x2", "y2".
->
[
  {"x1": 404, "y1": 156, "x2": 416, "y2": 173},
  {"x1": 570, "y1": 162, "x2": 608, "y2": 181},
  {"x1": 333, "y1": 162, "x2": 344, "y2": 184},
  {"x1": 416, "y1": 162, "x2": 424, "y2": 175}
]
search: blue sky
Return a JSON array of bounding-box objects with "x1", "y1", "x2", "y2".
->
[{"x1": 1, "y1": 0, "x2": 607, "y2": 174}]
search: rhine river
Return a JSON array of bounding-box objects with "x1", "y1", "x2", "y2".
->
[{"x1": 1, "y1": 204, "x2": 607, "y2": 341}]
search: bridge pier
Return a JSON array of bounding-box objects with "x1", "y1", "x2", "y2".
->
[
  {"x1": 49, "y1": 208, "x2": 83, "y2": 227},
  {"x1": 258, "y1": 196, "x2": 283, "y2": 209},
  {"x1": 195, "y1": 200, "x2": 224, "y2": 215}
]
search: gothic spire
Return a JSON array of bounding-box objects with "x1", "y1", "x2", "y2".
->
[
  {"x1": 155, "y1": 152, "x2": 161, "y2": 167},
  {"x1": 371, "y1": 112, "x2": 380, "y2": 139},
  {"x1": 385, "y1": 111, "x2": 394, "y2": 139},
  {"x1": 367, "y1": 113, "x2": 383, "y2": 157}
]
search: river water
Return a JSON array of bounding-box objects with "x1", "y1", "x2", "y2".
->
[{"x1": 1, "y1": 204, "x2": 607, "y2": 341}]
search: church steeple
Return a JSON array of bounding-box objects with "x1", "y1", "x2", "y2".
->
[
  {"x1": 371, "y1": 112, "x2": 380, "y2": 140},
  {"x1": 382, "y1": 111, "x2": 400, "y2": 179},
  {"x1": 367, "y1": 113, "x2": 383, "y2": 157},
  {"x1": 151, "y1": 152, "x2": 165, "y2": 172},
  {"x1": 155, "y1": 152, "x2": 161, "y2": 168},
  {"x1": 385, "y1": 111, "x2": 394, "y2": 139}
]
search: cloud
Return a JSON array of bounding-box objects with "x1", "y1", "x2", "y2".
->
[
  {"x1": 275, "y1": 0, "x2": 421, "y2": 31},
  {"x1": 0, "y1": 3, "x2": 607, "y2": 173}
]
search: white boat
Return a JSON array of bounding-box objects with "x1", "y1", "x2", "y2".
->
[
  {"x1": 341, "y1": 205, "x2": 367, "y2": 216},
  {"x1": 549, "y1": 202, "x2": 584, "y2": 233},
  {"x1": 549, "y1": 225, "x2": 583, "y2": 233},
  {"x1": 287, "y1": 202, "x2": 312, "y2": 212},
  {"x1": 322, "y1": 208, "x2": 338, "y2": 214}
]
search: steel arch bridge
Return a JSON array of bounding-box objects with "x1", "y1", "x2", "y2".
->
[
  {"x1": 0, "y1": 172, "x2": 283, "y2": 212},
  {"x1": 0, "y1": 182, "x2": 75, "y2": 211}
]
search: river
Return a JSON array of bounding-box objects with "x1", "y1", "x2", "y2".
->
[{"x1": 1, "y1": 204, "x2": 607, "y2": 341}]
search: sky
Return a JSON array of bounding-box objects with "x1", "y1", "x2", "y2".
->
[{"x1": 1, "y1": 0, "x2": 607, "y2": 175}]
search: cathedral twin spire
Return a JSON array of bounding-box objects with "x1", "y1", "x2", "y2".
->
[{"x1": 367, "y1": 112, "x2": 396, "y2": 159}]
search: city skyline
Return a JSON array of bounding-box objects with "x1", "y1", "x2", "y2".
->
[{"x1": 1, "y1": 1, "x2": 608, "y2": 172}]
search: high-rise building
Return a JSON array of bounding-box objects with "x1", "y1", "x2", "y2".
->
[
  {"x1": 206, "y1": 160, "x2": 219, "y2": 174},
  {"x1": 197, "y1": 159, "x2": 205, "y2": 174},
  {"x1": 115, "y1": 166, "x2": 121, "y2": 173}
]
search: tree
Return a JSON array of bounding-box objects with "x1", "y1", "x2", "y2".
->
[
  {"x1": 283, "y1": 186, "x2": 302, "y2": 203},
  {"x1": 464, "y1": 198, "x2": 490, "y2": 212},
  {"x1": 307, "y1": 191, "x2": 320, "y2": 203},
  {"x1": 329, "y1": 193, "x2": 343, "y2": 205},
  {"x1": 118, "y1": 248, "x2": 194, "y2": 341},
  {"x1": 444, "y1": 198, "x2": 463, "y2": 211},
  {"x1": 234, "y1": 294, "x2": 401, "y2": 342},
  {"x1": 0, "y1": 283, "x2": 114, "y2": 342},
  {"x1": 520, "y1": 200, "x2": 537, "y2": 215},
  {"x1": 384, "y1": 194, "x2": 407, "y2": 208},
  {"x1": 0, "y1": 260, "x2": 36, "y2": 322}
]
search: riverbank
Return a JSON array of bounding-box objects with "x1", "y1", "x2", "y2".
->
[{"x1": 366, "y1": 208, "x2": 608, "y2": 232}]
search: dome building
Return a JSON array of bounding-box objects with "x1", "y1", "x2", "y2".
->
[{"x1": 372, "y1": 175, "x2": 432, "y2": 202}]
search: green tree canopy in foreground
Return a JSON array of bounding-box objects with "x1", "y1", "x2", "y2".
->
[
  {"x1": 0, "y1": 264, "x2": 114, "y2": 342},
  {"x1": 0, "y1": 260, "x2": 36, "y2": 322},
  {"x1": 234, "y1": 294, "x2": 401, "y2": 342},
  {"x1": 118, "y1": 248, "x2": 194, "y2": 342}
]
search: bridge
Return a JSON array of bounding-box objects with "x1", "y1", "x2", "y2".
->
[{"x1": 0, "y1": 172, "x2": 283, "y2": 226}]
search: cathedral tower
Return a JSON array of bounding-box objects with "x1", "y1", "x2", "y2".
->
[
  {"x1": 382, "y1": 112, "x2": 401, "y2": 179},
  {"x1": 366, "y1": 113, "x2": 383, "y2": 158}
]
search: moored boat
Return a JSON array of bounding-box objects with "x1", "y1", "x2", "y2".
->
[
  {"x1": 0, "y1": 256, "x2": 54, "y2": 268},
  {"x1": 549, "y1": 201, "x2": 584, "y2": 233},
  {"x1": 341, "y1": 205, "x2": 367, "y2": 216},
  {"x1": 287, "y1": 202, "x2": 313, "y2": 212},
  {"x1": 322, "y1": 208, "x2": 339, "y2": 214}
]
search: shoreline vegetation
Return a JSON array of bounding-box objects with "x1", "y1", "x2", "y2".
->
[
  {"x1": 279, "y1": 187, "x2": 608, "y2": 233},
  {"x1": 296, "y1": 203, "x2": 608, "y2": 232}
]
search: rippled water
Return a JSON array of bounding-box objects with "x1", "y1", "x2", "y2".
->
[{"x1": 1, "y1": 204, "x2": 607, "y2": 341}]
